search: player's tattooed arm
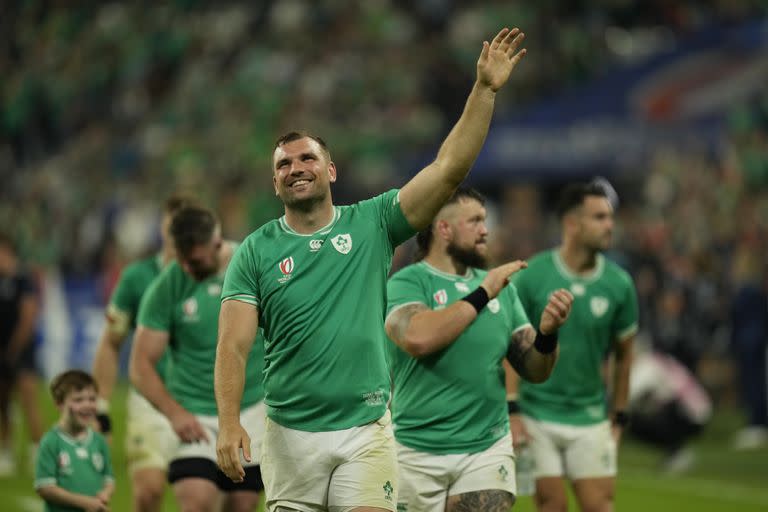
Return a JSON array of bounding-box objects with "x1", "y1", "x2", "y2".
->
[
  {"x1": 385, "y1": 303, "x2": 429, "y2": 348},
  {"x1": 385, "y1": 300, "x2": 477, "y2": 358},
  {"x1": 507, "y1": 325, "x2": 556, "y2": 383}
]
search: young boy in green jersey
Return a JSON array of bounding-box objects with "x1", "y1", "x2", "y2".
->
[{"x1": 34, "y1": 370, "x2": 114, "y2": 512}]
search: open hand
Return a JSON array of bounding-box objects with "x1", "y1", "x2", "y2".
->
[
  {"x1": 477, "y1": 27, "x2": 527, "y2": 92},
  {"x1": 217, "y1": 421, "x2": 251, "y2": 483}
]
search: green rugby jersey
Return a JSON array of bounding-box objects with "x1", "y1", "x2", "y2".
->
[
  {"x1": 137, "y1": 248, "x2": 265, "y2": 416},
  {"x1": 386, "y1": 261, "x2": 531, "y2": 454},
  {"x1": 34, "y1": 427, "x2": 114, "y2": 512},
  {"x1": 222, "y1": 189, "x2": 415, "y2": 431},
  {"x1": 513, "y1": 249, "x2": 638, "y2": 425},
  {"x1": 107, "y1": 254, "x2": 170, "y2": 379}
]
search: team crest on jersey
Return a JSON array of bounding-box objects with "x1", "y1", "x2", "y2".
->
[
  {"x1": 455, "y1": 282, "x2": 470, "y2": 293},
  {"x1": 309, "y1": 239, "x2": 324, "y2": 252},
  {"x1": 433, "y1": 289, "x2": 448, "y2": 306},
  {"x1": 278, "y1": 257, "x2": 294, "y2": 283},
  {"x1": 488, "y1": 298, "x2": 500, "y2": 314},
  {"x1": 331, "y1": 234, "x2": 352, "y2": 254},
  {"x1": 590, "y1": 296, "x2": 609, "y2": 317},
  {"x1": 570, "y1": 283, "x2": 586, "y2": 296},
  {"x1": 58, "y1": 452, "x2": 70, "y2": 468},
  {"x1": 92, "y1": 452, "x2": 104, "y2": 472}
]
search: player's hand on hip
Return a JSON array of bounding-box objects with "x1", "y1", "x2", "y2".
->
[
  {"x1": 539, "y1": 289, "x2": 574, "y2": 334},
  {"x1": 509, "y1": 414, "x2": 531, "y2": 449},
  {"x1": 169, "y1": 407, "x2": 209, "y2": 444},
  {"x1": 480, "y1": 260, "x2": 527, "y2": 299},
  {"x1": 217, "y1": 421, "x2": 251, "y2": 483},
  {"x1": 477, "y1": 27, "x2": 527, "y2": 92}
]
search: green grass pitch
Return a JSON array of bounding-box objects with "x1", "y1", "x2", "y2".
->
[{"x1": 2, "y1": 384, "x2": 766, "y2": 511}]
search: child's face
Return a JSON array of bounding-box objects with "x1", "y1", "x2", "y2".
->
[{"x1": 58, "y1": 386, "x2": 97, "y2": 430}]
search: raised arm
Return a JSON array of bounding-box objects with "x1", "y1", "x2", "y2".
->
[
  {"x1": 386, "y1": 261, "x2": 527, "y2": 358},
  {"x1": 399, "y1": 27, "x2": 526, "y2": 230},
  {"x1": 506, "y1": 289, "x2": 573, "y2": 383},
  {"x1": 215, "y1": 299, "x2": 259, "y2": 483}
]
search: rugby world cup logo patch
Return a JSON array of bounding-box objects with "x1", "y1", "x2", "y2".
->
[
  {"x1": 433, "y1": 289, "x2": 448, "y2": 306},
  {"x1": 278, "y1": 256, "x2": 295, "y2": 283}
]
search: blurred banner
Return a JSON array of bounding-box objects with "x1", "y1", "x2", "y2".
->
[
  {"x1": 38, "y1": 270, "x2": 107, "y2": 379},
  {"x1": 470, "y1": 19, "x2": 768, "y2": 179}
]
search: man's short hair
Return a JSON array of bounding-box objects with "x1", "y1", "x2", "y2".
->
[
  {"x1": 415, "y1": 187, "x2": 486, "y2": 260},
  {"x1": 556, "y1": 181, "x2": 609, "y2": 219},
  {"x1": 50, "y1": 370, "x2": 97, "y2": 404},
  {"x1": 163, "y1": 194, "x2": 199, "y2": 216},
  {"x1": 170, "y1": 205, "x2": 218, "y2": 258},
  {"x1": 274, "y1": 131, "x2": 331, "y2": 159}
]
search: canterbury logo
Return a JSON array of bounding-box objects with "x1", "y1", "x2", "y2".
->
[{"x1": 279, "y1": 257, "x2": 294, "y2": 275}]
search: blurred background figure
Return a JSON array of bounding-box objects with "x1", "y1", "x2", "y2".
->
[
  {"x1": 0, "y1": 233, "x2": 43, "y2": 476},
  {"x1": 729, "y1": 246, "x2": 768, "y2": 450},
  {"x1": 627, "y1": 345, "x2": 713, "y2": 474}
]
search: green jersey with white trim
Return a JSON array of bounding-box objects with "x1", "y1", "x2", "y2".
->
[
  {"x1": 222, "y1": 189, "x2": 415, "y2": 431},
  {"x1": 34, "y1": 427, "x2": 114, "y2": 512},
  {"x1": 137, "y1": 245, "x2": 265, "y2": 416},
  {"x1": 386, "y1": 261, "x2": 532, "y2": 454},
  {"x1": 513, "y1": 249, "x2": 638, "y2": 425},
  {"x1": 107, "y1": 255, "x2": 170, "y2": 380}
]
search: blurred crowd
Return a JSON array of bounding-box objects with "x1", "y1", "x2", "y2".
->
[{"x1": 2, "y1": 1, "x2": 767, "y2": 432}]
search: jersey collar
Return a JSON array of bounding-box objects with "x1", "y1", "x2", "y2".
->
[
  {"x1": 419, "y1": 261, "x2": 475, "y2": 281},
  {"x1": 55, "y1": 426, "x2": 93, "y2": 446},
  {"x1": 278, "y1": 207, "x2": 340, "y2": 237},
  {"x1": 553, "y1": 249, "x2": 605, "y2": 283}
]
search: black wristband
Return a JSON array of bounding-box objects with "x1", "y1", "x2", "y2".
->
[
  {"x1": 461, "y1": 287, "x2": 489, "y2": 313},
  {"x1": 534, "y1": 329, "x2": 558, "y2": 354},
  {"x1": 612, "y1": 410, "x2": 630, "y2": 427},
  {"x1": 507, "y1": 400, "x2": 521, "y2": 414},
  {"x1": 96, "y1": 413, "x2": 112, "y2": 434}
]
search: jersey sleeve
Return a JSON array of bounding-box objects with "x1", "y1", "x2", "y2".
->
[
  {"x1": 368, "y1": 189, "x2": 417, "y2": 248},
  {"x1": 33, "y1": 434, "x2": 58, "y2": 489},
  {"x1": 613, "y1": 274, "x2": 639, "y2": 342},
  {"x1": 99, "y1": 435, "x2": 115, "y2": 484},
  {"x1": 136, "y1": 268, "x2": 173, "y2": 332},
  {"x1": 510, "y1": 268, "x2": 535, "y2": 321},
  {"x1": 386, "y1": 268, "x2": 429, "y2": 319},
  {"x1": 221, "y1": 239, "x2": 260, "y2": 308},
  {"x1": 106, "y1": 264, "x2": 143, "y2": 334},
  {"x1": 505, "y1": 283, "x2": 533, "y2": 333}
]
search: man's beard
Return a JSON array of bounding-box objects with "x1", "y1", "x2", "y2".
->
[
  {"x1": 281, "y1": 187, "x2": 327, "y2": 212},
  {"x1": 447, "y1": 242, "x2": 487, "y2": 269}
]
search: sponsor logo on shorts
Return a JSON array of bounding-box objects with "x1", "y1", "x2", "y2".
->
[
  {"x1": 309, "y1": 239, "x2": 323, "y2": 252},
  {"x1": 498, "y1": 464, "x2": 509, "y2": 481},
  {"x1": 383, "y1": 480, "x2": 394, "y2": 502},
  {"x1": 278, "y1": 257, "x2": 295, "y2": 283},
  {"x1": 397, "y1": 504, "x2": 408, "y2": 512}
]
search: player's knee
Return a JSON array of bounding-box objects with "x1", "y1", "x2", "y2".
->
[
  {"x1": 133, "y1": 484, "x2": 164, "y2": 510},
  {"x1": 133, "y1": 474, "x2": 165, "y2": 511},
  {"x1": 225, "y1": 492, "x2": 261, "y2": 512},
  {"x1": 535, "y1": 489, "x2": 568, "y2": 512}
]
